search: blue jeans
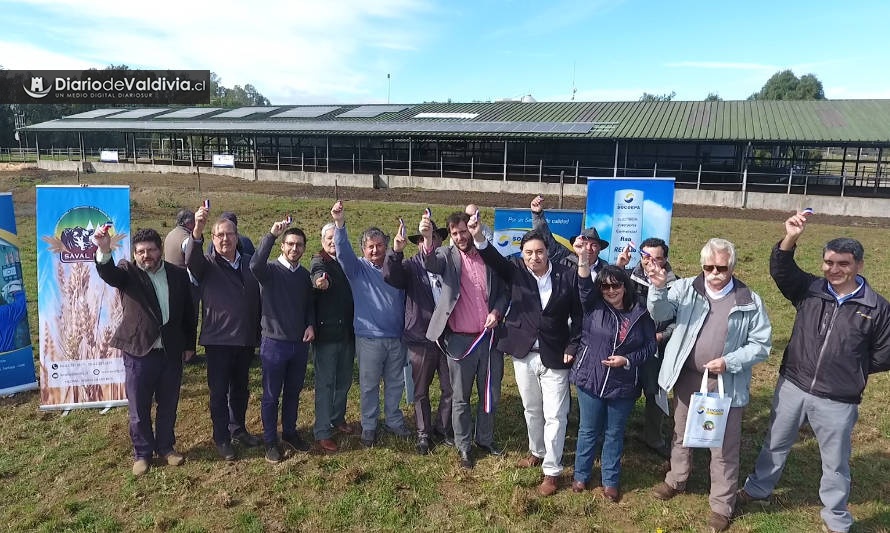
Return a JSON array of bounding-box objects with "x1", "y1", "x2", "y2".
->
[
  {"x1": 573, "y1": 387, "x2": 635, "y2": 489},
  {"x1": 259, "y1": 337, "x2": 309, "y2": 445}
]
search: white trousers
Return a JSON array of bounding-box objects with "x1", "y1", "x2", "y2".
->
[{"x1": 512, "y1": 352, "x2": 570, "y2": 476}]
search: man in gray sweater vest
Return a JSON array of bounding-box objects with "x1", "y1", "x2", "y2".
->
[{"x1": 249, "y1": 219, "x2": 316, "y2": 463}]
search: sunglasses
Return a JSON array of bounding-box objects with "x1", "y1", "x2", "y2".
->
[
  {"x1": 599, "y1": 282, "x2": 624, "y2": 291},
  {"x1": 702, "y1": 265, "x2": 730, "y2": 273}
]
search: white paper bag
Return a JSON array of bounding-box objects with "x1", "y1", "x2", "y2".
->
[{"x1": 682, "y1": 372, "x2": 732, "y2": 448}]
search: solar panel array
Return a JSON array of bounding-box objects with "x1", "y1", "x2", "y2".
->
[
  {"x1": 160, "y1": 107, "x2": 222, "y2": 118},
  {"x1": 211, "y1": 107, "x2": 279, "y2": 118},
  {"x1": 106, "y1": 108, "x2": 170, "y2": 119},
  {"x1": 414, "y1": 112, "x2": 479, "y2": 119},
  {"x1": 337, "y1": 105, "x2": 409, "y2": 118},
  {"x1": 65, "y1": 108, "x2": 125, "y2": 119},
  {"x1": 272, "y1": 106, "x2": 340, "y2": 118}
]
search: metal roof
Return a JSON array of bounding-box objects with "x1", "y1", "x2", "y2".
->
[{"x1": 22, "y1": 100, "x2": 890, "y2": 143}]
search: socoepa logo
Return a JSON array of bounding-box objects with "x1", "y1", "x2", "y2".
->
[
  {"x1": 40, "y1": 207, "x2": 125, "y2": 263},
  {"x1": 623, "y1": 191, "x2": 636, "y2": 203}
]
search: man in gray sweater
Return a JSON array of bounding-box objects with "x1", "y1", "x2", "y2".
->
[{"x1": 249, "y1": 218, "x2": 316, "y2": 463}]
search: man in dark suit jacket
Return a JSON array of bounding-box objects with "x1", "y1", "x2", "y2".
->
[
  {"x1": 94, "y1": 227, "x2": 196, "y2": 476},
  {"x1": 421, "y1": 211, "x2": 509, "y2": 470},
  {"x1": 470, "y1": 223, "x2": 582, "y2": 496}
]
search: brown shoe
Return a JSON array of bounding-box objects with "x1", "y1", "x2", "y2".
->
[
  {"x1": 317, "y1": 438, "x2": 338, "y2": 453},
  {"x1": 707, "y1": 511, "x2": 731, "y2": 532},
  {"x1": 651, "y1": 481, "x2": 684, "y2": 501},
  {"x1": 516, "y1": 454, "x2": 543, "y2": 468},
  {"x1": 571, "y1": 480, "x2": 587, "y2": 493},
  {"x1": 163, "y1": 451, "x2": 185, "y2": 466},
  {"x1": 336, "y1": 423, "x2": 355, "y2": 435},
  {"x1": 735, "y1": 488, "x2": 770, "y2": 507},
  {"x1": 537, "y1": 475, "x2": 558, "y2": 497},
  {"x1": 603, "y1": 486, "x2": 621, "y2": 503},
  {"x1": 132, "y1": 459, "x2": 150, "y2": 476}
]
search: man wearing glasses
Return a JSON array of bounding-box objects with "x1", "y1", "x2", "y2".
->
[
  {"x1": 616, "y1": 238, "x2": 679, "y2": 459},
  {"x1": 186, "y1": 205, "x2": 263, "y2": 461},
  {"x1": 646, "y1": 238, "x2": 772, "y2": 533}
]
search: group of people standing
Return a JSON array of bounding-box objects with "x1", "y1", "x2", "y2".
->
[{"x1": 92, "y1": 194, "x2": 890, "y2": 533}]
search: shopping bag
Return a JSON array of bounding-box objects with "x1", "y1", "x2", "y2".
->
[{"x1": 682, "y1": 372, "x2": 732, "y2": 448}]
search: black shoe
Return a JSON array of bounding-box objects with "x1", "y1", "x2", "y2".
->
[
  {"x1": 432, "y1": 429, "x2": 455, "y2": 447},
  {"x1": 416, "y1": 437, "x2": 431, "y2": 456},
  {"x1": 459, "y1": 449, "x2": 474, "y2": 469},
  {"x1": 216, "y1": 441, "x2": 236, "y2": 461},
  {"x1": 360, "y1": 429, "x2": 376, "y2": 448},
  {"x1": 282, "y1": 433, "x2": 311, "y2": 452},
  {"x1": 232, "y1": 430, "x2": 261, "y2": 448},
  {"x1": 265, "y1": 445, "x2": 282, "y2": 463},
  {"x1": 475, "y1": 441, "x2": 504, "y2": 456}
]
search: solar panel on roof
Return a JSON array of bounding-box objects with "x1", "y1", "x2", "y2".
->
[
  {"x1": 160, "y1": 107, "x2": 222, "y2": 118},
  {"x1": 212, "y1": 107, "x2": 279, "y2": 118},
  {"x1": 337, "y1": 105, "x2": 409, "y2": 118},
  {"x1": 272, "y1": 106, "x2": 340, "y2": 118},
  {"x1": 107, "y1": 108, "x2": 170, "y2": 119},
  {"x1": 64, "y1": 109, "x2": 124, "y2": 119}
]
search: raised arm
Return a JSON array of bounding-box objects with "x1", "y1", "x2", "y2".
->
[
  {"x1": 184, "y1": 204, "x2": 210, "y2": 281},
  {"x1": 249, "y1": 219, "x2": 289, "y2": 281},
  {"x1": 770, "y1": 211, "x2": 819, "y2": 305},
  {"x1": 531, "y1": 196, "x2": 571, "y2": 265}
]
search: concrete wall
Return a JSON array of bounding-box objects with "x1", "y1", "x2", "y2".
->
[{"x1": 30, "y1": 160, "x2": 890, "y2": 218}]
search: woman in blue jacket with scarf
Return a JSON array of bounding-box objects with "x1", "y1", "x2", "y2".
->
[{"x1": 571, "y1": 260, "x2": 656, "y2": 503}]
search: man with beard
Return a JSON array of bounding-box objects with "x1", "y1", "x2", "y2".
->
[
  {"x1": 648, "y1": 238, "x2": 772, "y2": 533},
  {"x1": 249, "y1": 219, "x2": 316, "y2": 463},
  {"x1": 421, "y1": 210, "x2": 509, "y2": 469},
  {"x1": 94, "y1": 227, "x2": 196, "y2": 476}
]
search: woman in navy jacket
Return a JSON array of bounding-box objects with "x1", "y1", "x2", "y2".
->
[{"x1": 571, "y1": 262, "x2": 656, "y2": 502}]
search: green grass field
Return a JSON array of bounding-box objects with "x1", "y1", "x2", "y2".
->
[{"x1": 1, "y1": 171, "x2": 888, "y2": 532}]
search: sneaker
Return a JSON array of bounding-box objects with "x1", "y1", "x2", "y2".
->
[
  {"x1": 459, "y1": 449, "x2": 474, "y2": 469},
  {"x1": 707, "y1": 511, "x2": 731, "y2": 533},
  {"x1": 265, "y1": 445, "x2": 282, "y2": 464},
  {"x1": 163, "y1": 451, "x2": 185, "y2": 466},
  {"x1": 132, "y1": 459, "x2": 150, "y2": 476},
  {"x1": 216, "y1": 441, "x2": 236, "y2": 461},
  {"x1": 282, "y1": 433, "x2": 311, "y2": 452},
  {"x1": 735, "y1": 488, "x2": 770, "y2": 507},
  {"x1": 651, "y1": 481, "x2": 684, "y2": 501},
  {"x1": 416, "y1": 437, "x2": 431, "y2": 455},
  {"x1": 232, "y1": 430, "x2": 261, "y2": 448},
  {"x1": 360, "y1": 429, "x2": 376, "y2": 448},
  {"x1": 516, "y1": 454, "x2": 543, "y2": 468}
]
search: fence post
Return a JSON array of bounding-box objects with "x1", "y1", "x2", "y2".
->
[
  {"x1": 277, "y1": 152, "x2": 280, "y2": 172},
  {"x1": 697, "y1": 164, "x2": 702, "y2": 190},
  {"x1": 471, "y1": 157, "x2": 474, "y2": 180},
  {"x1": 380, "y1": 154, "x2": 384, "y2": 176},
  {"x1": 301, "y1": 152, "x2": 304, "y2": 172},
  {"x1": 352, "y1": 153, "x2": 355, "y2": 174},
  {"x1": 558, "y1": 171, "x2": 565, "y2": 209},
  {"x1": 786, "y1": 167, "x2": 793, "y2": 195},
  {"x1": 575, "y1": 161, "x2": 579, "y2": 184},
  {"x1": 538, "y1": 160, "x2": 543, "y2": 182},
  {"x1": 440, "y1": 156, "x2": 443, "y2": 178},
  {"x1": 653, "y1": 162, "x2": 658, "y2": 177}
]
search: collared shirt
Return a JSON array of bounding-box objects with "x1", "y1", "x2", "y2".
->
[
  {"x1": 527, "y1": 261, "x2": 553, "y2": 350},
  {"x1": 705, "y1": 277, "x2": 735, "y2": 300},
  {"x1": 826, "y1": 275, "x2": 864, "y2": 304},
  {"x1": 277, "y1": 254, "x2": 301, "y2": 273},
  {"x1": 221, "y1": 250, "x2": 242, "y2": 270},
  {"x1": 96, "y1": 249, "x2": 169, "y2": 349},
  {"x1": 448, "y1": 248, "x2": 489, "y2": 334},
  {"x1": 427, "y1": 271, "x2": 443, "y2": 306}
]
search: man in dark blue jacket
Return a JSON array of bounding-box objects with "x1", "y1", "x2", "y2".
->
[
  {"x1": 383, "y1": 217, "x2": 453, "y2": 456},
  {"x1": 739, "y1": 210, "x2": 890, "y2": 533}
]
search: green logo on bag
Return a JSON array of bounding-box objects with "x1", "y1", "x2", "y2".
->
[{"x1": 702, "y1": 421, "x2": 715, "y2": 431}]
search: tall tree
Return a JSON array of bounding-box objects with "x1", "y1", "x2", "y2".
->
[{"x1": 749, "y1": 70, "x2": 826, "y2": 100}]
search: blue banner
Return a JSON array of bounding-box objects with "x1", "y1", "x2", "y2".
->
[
  {"x1": 36, "y1": 186, "x2": 130, "y2": 410},
  {"x1": 0, "y1": 192, "x2": 37, "y2": 395},
  {"x1": 585, "y1": 178, "x2": 675, "y2": 267},
  {"x1": 493, "y1": 208, "x2": 584, "y2": 258}
]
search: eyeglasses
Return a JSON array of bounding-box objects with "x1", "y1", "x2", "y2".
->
[
  {"x1": 214, "y1": 232, "x2": 237, "y2": 239},
  {"x1": 702, "y1": 265, "x2": 730, "y2": 273},
  {"x1": 600, "y1": 282, "x2": 623, "y2": 291}
]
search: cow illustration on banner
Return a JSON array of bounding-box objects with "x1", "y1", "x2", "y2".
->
[{"x1": 36, "y1": 185, "x2": 130, "y2": 410}]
